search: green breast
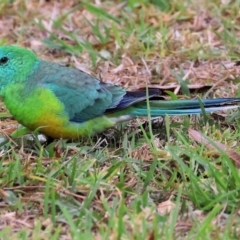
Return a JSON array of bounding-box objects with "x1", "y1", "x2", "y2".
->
[
  {"x1": 3, "y1": 83, "x2": 115, "y2": 139},
  {"x1": 3, "y1": 83, "x2": 67, "y2": 130}
]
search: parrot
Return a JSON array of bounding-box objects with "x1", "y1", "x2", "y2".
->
[{"x1": 0, "y1": 45, "x2": 239, "y2": 139}]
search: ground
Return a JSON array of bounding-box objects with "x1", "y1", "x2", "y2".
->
[{"x1": 0, "y1": 0, "x2": 240, "y2": 239}]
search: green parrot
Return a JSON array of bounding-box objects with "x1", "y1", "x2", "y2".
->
[{"x1": 0, "y1": 46, "x2": 239, "y2": 139}]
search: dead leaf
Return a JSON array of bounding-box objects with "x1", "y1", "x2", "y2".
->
[
  {"x1": 188, "y1": 129, "x2": 240, "y2": 168},
  {"x1": 157, "y1": 199, "x2": 176, "y2": 216},
  {"x1": 0, "y1": 189, "x2": 9, "y2": 198},
  {"x1": 129, "y1": 84, "x2": 213, "y2": 95}
]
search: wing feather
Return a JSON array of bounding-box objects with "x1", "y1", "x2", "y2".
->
[{"x1": 27, "y1": 61, "x2": 161, "y2": 123}]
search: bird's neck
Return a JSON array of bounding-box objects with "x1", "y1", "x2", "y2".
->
[{"x1": 0, "y1": 59, "x2": 41, "y2": 97}]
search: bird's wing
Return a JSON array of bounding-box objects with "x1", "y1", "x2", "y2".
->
[
  {"x1": 29, "y1": 61, "x2": 127, "y2": 123},
  {"x1": 28, "y1": 61, "x2": 161, "y2": 123}
]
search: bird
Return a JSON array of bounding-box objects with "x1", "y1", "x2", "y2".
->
[{"x1": 0, "y1": 45, "x2": 239, "y2": 139}]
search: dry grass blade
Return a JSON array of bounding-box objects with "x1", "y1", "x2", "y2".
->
[{"x1": 188, "y1": 128, "x2": 240, "y2": 168}]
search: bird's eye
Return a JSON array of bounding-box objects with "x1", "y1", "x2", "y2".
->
[{"x1": 0, "y1": 57, "x2": 9, "y2": 65}]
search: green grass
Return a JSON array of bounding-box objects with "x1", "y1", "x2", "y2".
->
[{"x1": 1, "y1": 0, "x2": 240, "y2": 239}]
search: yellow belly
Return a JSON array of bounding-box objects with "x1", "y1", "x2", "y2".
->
[{"x1": 3, "y1": 84, "x2": 114, "y2": 139}]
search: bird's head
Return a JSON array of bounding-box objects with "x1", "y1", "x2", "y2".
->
[{"x1": 0, "y1": 46, "x2": 39, "y2": 95}]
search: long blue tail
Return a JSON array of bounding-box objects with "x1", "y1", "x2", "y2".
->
[{"x1": 129, "y1": 98, "x2": 240, "y2": 116}]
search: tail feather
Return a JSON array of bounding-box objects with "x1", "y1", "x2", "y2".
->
[{"x1": 129, "y1": 98, "x2": 240, "y2": 117}]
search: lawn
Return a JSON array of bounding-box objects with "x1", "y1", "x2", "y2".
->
[{"x1": 1, "y1": 0, "x2": 240, "y2": 239}]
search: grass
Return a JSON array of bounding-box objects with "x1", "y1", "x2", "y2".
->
[{"x1": 1, "y1": 0, "x2": 240, "y2": 239}]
